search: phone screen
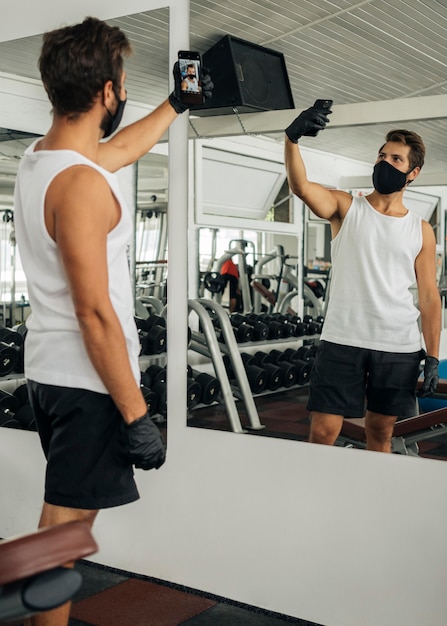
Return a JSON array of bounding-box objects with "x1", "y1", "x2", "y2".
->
[{"x1": 178, "y1": 51, "x2": 204, "y2": 105}]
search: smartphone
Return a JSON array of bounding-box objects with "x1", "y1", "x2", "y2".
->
[
  {"x1": 306, "y1": 99, "x2": 333, "y2": 136},
  {"x1": 313, "y1": 99, "x2": 333, "y2": 111},
  {"x1": 178, "y1": 51, "x2": 204, "y2": 105}
]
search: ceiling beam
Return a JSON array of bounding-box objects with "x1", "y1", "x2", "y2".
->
[
  {"x1": 183, "y1": 94, "x2": 447, "y2": 140},
  {"x1": 341, "y1": 172, "x2": 447, "y2": 189}
]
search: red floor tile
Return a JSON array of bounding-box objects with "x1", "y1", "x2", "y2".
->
[{"x1": 71, "y1": 579, "x2": 217, "y2": 626}]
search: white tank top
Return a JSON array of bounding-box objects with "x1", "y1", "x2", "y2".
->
[
  {"x1": 321, "y1": 195, "x2": 423, "y2": 353},
  {"x1": 14, "y1": 141, "x2": 140, "y2": 393}
]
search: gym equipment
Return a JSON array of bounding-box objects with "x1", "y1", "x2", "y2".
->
[
  {"x1": 141, "y1": 385, "x2": 159, "y2": 417},
  {"x1": 203, "y1": 271, "x2": 226, "y2": 294},
  {"x1": 136, "y1": 314, "x2": 167, "y2": 355},
  {"x1": 0, "y1": 389, "x2": 21, "y2": 428},
  {"x1": 143, "y1": 364, "x2": 166, "y2": 387},
  {"x1": 0, "y1": 327, "x2": 24, "y2": 374},
  {"x1": 189, "y1": 298, "x2": 265, "y2": 432},
  {"x1": 0, "y1": 327, "x2": 21, "y2": 376},
  {"x1": 229, "y1": 315, "x2": 254, "y2": 342},
  {"x1": 187, "y1": 368, "x2": 221, "y2": 405},
  {"x1": 0, "y1": 388, "x2": 36, "y2": 431},
  {"x1": 0, "y1": 521, "x2": 98, "y2": 622},
  {"x1": 231, "y1": 313, "x2": 269, "y2": 341},
  {"x1": 194, "y1": 372, "x2": 221, "y2": 405}
]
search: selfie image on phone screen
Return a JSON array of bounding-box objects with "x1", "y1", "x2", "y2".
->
[{"x1": 178, "y1": 51, "x2": 204, "y2": 105}]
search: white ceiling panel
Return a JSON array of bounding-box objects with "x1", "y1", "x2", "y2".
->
[{"x1": 0, "y1": 0, "x2": 446, "y2": 178}]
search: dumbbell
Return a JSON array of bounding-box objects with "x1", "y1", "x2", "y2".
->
[
  {"x1": 0, "y1": 328, "x2": 22, "y2": 376},
  {"x1": 229, "y1": 314, "x2": 254, "y2": 343},
  {"x1": 135, "y1": 315, "x2": 167, "y2": 355},
  {"x1": 256, "y1": 315, "x2": 284, "y2": 340},
  {"x1": 224, "y1": 353, "x2": 267, "y2": 394},
  {"x1": 269, "y1": 313, "x2": 296, "y2": 338},
  {"x1": 243, "y1": 353, "x2": 283, "y2": 392},
  {"x1": 0, "y1": 389, "x2": 25, "y2": 429},
  {"x1": 151, "y1": 380, "x2": 167, "y2": 415},
  {"x1": 9, "y1": 325, "x2": 27, "y2": 373},
  {"x1": 143, "y1": 364, "x2": 166, "y2": 388},
  {"x1": 11, "y1": 383, "x2": 37, "y2": 430},
  {"x1": 232, "y1": 313, "x2": 269, "y2": 341},
  {"x1": 189, "y1": 369, "x2": 221, "y2": 405},
  {"x1": 141, "y1": 385, "x2": 159, "y2": 417},
  {"x1": 302, "y1": 315, "x2": 323, "y2": 336},
  {"x1": 252, "y1": 350, "x2": 297, "y2": 388}
]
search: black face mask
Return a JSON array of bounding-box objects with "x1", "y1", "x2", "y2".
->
[
  {"x1": 372, "y1": 160, "x2": 413, "y2": 194},
  {"x1": 102, "y1": 90, "x2": 127, "y2": 138}
]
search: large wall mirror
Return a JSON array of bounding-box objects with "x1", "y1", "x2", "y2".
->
[{"x1": 2, "y1": 3, "x2": 447, "y2": 465}]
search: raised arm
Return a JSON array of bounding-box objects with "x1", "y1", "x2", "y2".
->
[
  {"x1": 285, "y1": 137, "x2": 351, "y2": 222},
  {"x1": 284, "y1": 104, "x2": 352, "y2": 224},
  {"x1": 98, "y1": 65, "x2": 213, "y2": 172},
  {"x1": 97, "y1": 98, "x2": 177, "y2": 172}
]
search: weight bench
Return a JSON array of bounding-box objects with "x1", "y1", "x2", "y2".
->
[
  {"x1": 0, "y1": 521, "x2": 98, "y2": 622},
  {"x1": 339, "y1": 381, "x2": 447, "y2": 455}
]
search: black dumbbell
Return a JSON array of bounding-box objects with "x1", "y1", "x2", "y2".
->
[
  {"x1": 11, "y1": 384, "x2": 36, "y2": 431},
  {"x1": 245, "y1": 352, "x2": 283, "y2": 391},
  {"x1": 230, "y1": 315, "x2": 254, "y2": 343},
  {"x1": 0, "y1": 328, "x2": 21, "y2": 376},
  {"x1": 239, "y1": 353, "x2": 268, "y2": 393},
  {"x1": 192, "y1": 371, "x2": 221, "y2": 405},
  {"x1": 136, "y1": 315, "x2": 167, "y2": 355},
  {"x1": 187, "y1": 376, "x2": 202, "y2": 409},
  {"x1": 0, "y1": 389, "x2": 21, "y2": 429},
  {"x1": 141, "y1": 385, "x2": 159, "y2": 417},
  {"x1": 152, "y1": 380, "x2": 167, "y2": 415},
  {"x1": 144, "y1": 364, "x2": 166, "y2": 387},
  {"x1": 294, "y1": 359, "x2": 313, "y2": 385},
  {"x1": 295, "y1": 346, "x2": 314, "y2": 362},
  {"x1": 233, "y1": 313, "x2": 268, "y2": 341}
]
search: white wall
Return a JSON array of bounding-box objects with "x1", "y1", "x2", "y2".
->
[{"x1": 2, "y1": 3, "x2": 447, "y2": 626}]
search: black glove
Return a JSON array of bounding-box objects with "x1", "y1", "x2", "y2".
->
[
  {"x1": 122, "y1": 412, "x2": 166, "y2": 470},
  {"x1": 168, "y1": 63, "x2": 214, "y2": 114},
  {"x1": 417, "y1": 355, "x2": 439, "y2": 397},
  {"x1": 285, "y1": 105, "x2": 332, "y2": 143}
]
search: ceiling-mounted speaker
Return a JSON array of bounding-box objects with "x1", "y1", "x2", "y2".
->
[{"x1": 191, "y1": 35, "x2": 295, "y2": 116}]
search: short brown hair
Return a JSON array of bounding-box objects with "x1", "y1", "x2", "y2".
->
[
  {"x1": 380, "y1": 129, "x2": 425, "y2": 170},
  {"x1": 38, "y1": 17, "x2": 132, "y2": 116}
]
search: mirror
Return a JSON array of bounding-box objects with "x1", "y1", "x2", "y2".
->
[
  {"x1": 179, "y1": 130, "x2": 447, "y2": 462},
  {"x1": 0, "y1": 7, "x2": 171, "y2": 433},
  {"x1": 2, "y1": 7, "x2": 447, "y2": 464}
]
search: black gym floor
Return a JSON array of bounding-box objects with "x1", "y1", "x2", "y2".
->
[{"x1": 67, "y1": 560, "x2": 321, "y2": 626}]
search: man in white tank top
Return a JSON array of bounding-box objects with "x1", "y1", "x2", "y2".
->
[
  {"x1": 284, "y1": 102, "x2": 441, "y2": 453},
  {"x1": 13, "y1": 17, "x2": 212, "y2": 626}
]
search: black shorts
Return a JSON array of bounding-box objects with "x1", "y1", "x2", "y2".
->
[
  {"x1": 307, "y1": 341, "x2": 423, "y2": 418},
  {"x1": 28, "y1": 380, "x2": 139, "y2": 510},
  {"x1": 223, "y1": 274, "x2": 239, "y2": 298}
]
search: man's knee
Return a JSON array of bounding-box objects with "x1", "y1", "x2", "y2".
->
[
  {"x1": 309, "y1": 412, "x2": 343, "y2": 445},
  {"x1": 365, "y1": 412, "x2": 396, "y2": 442}
]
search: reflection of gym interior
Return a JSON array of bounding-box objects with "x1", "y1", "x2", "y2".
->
[{"x1": 3, "y1": 3, "x2": 447, "y2": 626}]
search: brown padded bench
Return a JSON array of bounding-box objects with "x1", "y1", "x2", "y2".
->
[
  {"x1": 0, "y1": 521, "x2": 98, "y2": 622},
  {"x1": 340, "y1": 380, "x2": 447, "y2": 453}
]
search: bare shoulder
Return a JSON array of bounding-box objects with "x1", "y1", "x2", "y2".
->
[
  {"x1": 48, "y1": 165, "x2": 113, "y2": 213},
  {"x1": 421, "y1": 219, "x2": 436, "y2": 244},
  {"x1": 46, "y1": 165, "x2": 117, "y2": 239}
]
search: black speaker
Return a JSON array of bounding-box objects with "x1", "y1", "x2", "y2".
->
[{"x1": 191, "y1": 35, "x2": 294, "y2": 116}]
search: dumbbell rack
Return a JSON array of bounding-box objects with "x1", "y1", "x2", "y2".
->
[
  {"x1": 188, "y1": 299, "x2": 263, "y2": 434},
  {"x1": 188, "y1": 299, "x2": 320, "y2": 434}
]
